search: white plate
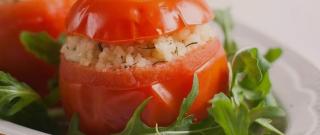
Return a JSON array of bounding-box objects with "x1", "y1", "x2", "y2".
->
[{"x1": 0, "y1": 23, "x2": 320, "y2": 135}]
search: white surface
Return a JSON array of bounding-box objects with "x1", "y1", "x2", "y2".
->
[{"x1": 209, "y1": 0, "x2": 320, "y2": 69}]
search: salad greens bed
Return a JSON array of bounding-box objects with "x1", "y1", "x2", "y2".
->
[{"x1": 0, "y1": 9, "x2": 286, "y2": 135}]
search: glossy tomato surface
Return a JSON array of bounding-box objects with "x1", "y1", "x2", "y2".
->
[
  {"x1": 67, "y1": 0, "x2": 213, "y2": 44},
  {"x1": 0, "y1": 0, "x2": 75, "y2": 96},
  {"x1": 60, "y1": 40, "x2": 229, "y2": 135}
]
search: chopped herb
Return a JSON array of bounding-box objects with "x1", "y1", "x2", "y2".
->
[
  {"x1": 174, "y1": 46, "x2": 179, "y2": 56},
  {"x1": 152, "y1": 61, "x2": 167, "y2": 65},
  {"x1": 186, "y1": 42, "x2": 198, "y2": 47},
  {"x1": 132, "y1": 62, "x2": 138, "y2": 66},
  {"x1": 140, "y1": 46, "x2": 156, "y2": 50},
  {"x1": 97, "y1": 43, "x2": 103, "y2": 52},
  {"x1": 121, "y1": 56, "x2": 126, "y2": 63}
]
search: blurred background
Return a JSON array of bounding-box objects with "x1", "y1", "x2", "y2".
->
[{"x1": 208, "y1": 0, "x2": 320, "y2": 69}]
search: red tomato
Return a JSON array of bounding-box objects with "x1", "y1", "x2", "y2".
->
[
  {"x1": 60, "y1": 40, "x2": 229, "y2": 134},
  {"x1": 0, "y1": 0, "x2": 75, "y2": 96},
  {"x1": 66, "y1": 0, "x2": 213, "y2": 44}
]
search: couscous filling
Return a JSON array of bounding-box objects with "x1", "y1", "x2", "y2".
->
[{"x1": 61, "y1": 23, "x2": 216, "y2": 69}]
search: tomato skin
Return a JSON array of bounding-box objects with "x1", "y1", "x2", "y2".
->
[
  {"x1": 66, "y1": 0, "x2": 213, "y2": 44},
  {"x1": 60, "y1": 40, "x2": 229, "y2": 135},
  {"x1": 0, "y1": 0, "x2": 75, "y2": 96}
]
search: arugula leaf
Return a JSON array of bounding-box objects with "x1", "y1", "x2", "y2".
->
[
  {"x1": 249, "y1": 106, "x2": 286, "y2": 121},
  {"x1": 0, "y1": 71, "x2": 61, "y2": 134},
  {"x1": 208, "y1": 47, "x2": 285, "y2": 135},
  {"x1": 115, "y1": 97, "x2": 154, "y2": 135},
  {"x1": 58, "y1": 33, "x2": 67, "y2": 45},
  {"x1": 20, "y1": 31, "x2": 63, "y2": 65},
  {"x1": 264, "y1": 48, "x2": 283, "y2": 63},
  {"x1": 188, "y1": 118, "x2": 225, "y2": 135},
  {"x1": 259, "y1": 93, "x2": 280, "y2": 107},
  {"x1": 153, "y1": 126, "x2": 223, "y2": 135},
  {"x1": 210, "y1": 93, "x2": 285, "y2": 135},
  {"x1": 231, "y1": 48, "x2": 271, "y2": 104},
  {"x1": 67, "y1": 114, "x2": 85, "y2": 135},
  {"x1": 20, "y1": 31, "x2": 65, "y2": 106},
  {"x1": 0, "y1": 71, "x2": 39, "y2": 116},
  {"x1": 224, "y1": 48, "x2": 285, "y2": 134},
  {"x1": 255, "y1": 118, "x2": 284, "y2": 135},
  {"x1": 166, "y1": 75, "x2": 199, "y2": 130},
  {"x1": 215, "y1": 9, "x2": 238, "y2": 60},
  {"x1": 116, "y1": 91, "x2": 221, "y2": 135},
  {"x1": 44, "y1": 77, "x2": 60, "y2": 107},
  {"x1": 210, "y1": 93, "x2": 250, "y2": 135},
  {"x1": 4, "y1": 101, "x2": 62, "y2": 134},
  {"x1": 115, "y1": 75, "x2": 201, "y2": 135}
]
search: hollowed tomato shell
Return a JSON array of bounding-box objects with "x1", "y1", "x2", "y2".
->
[
  {"x1": 0, "y1": 0, "x2": 75, "y2": 96},
  {"x1": 66, "y1": 0, "x2": 213, "y2": 44},
  {"x1": 60, "y1": 40, "x2": 229, "y2": 135}
]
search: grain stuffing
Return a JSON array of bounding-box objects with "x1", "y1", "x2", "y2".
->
[{"x1": 61, "y1": 23, "x2": 217, "y2": 69}]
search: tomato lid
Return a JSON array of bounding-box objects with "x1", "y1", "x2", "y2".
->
[{"x1": 66, "y1": 0, "x2": 213, "y2": 44}]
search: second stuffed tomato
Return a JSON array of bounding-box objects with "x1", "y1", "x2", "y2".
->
[
  {"x1": 60, "y1": 0, "x2": 229, "y2": 134},
  {"x1": 0, "y1": 0, "x2": 75, "y2": 96}
]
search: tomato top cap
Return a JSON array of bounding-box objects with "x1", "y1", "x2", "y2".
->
[{"x1": 66, "y1": 0, "x2": 213, "y2": 44}]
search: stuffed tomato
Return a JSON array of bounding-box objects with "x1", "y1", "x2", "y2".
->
[
  {"x1": 60, "y1": 0, "x2": 229, "y2": 134},
  {"x1": 0, "y1": 0, "x2": 75, "y2": 96}
]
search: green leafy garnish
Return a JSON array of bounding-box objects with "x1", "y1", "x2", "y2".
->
[
  {"x1": 231, "y1": 47, "x2": 284, "y2": 133},
  {"x1": 20, "y1": 31, "x2": 66, "y2": 106},
  {"x1": 249, "y1": 106, "x2": 285, "y2": 121},
  {"x1": 44, "y1": 77, "x2": 60, "y2": 107},
  {"x1": 230, "y1": 47, "x2": 283, "y2": 107},
  {"x1": 0, "y1": 71, "x2": 39, "y2": 116},
  {"x1": 215, "y1": 9, "x2": 238, "y2": 60},
  {"x1": 168, "y1": 75, "x2": 199, "y2": 130},
  {"x1": 265, "y1": 48, "x2": 283, "y2": 63},
  {"x1": 231, "y1": 48, "x2": 271, "y2": 104},
  {"x1": 116, "y1": 75, "x2": 200, "y2": 135},
  {"x1": 255, "y1": 118, "x2": 284, "y2": 135},
  {"x1": 210, "y1": 93, "x2": 285, "y2": 135},
  {"x1": 0, "y1": 71, "x2": 61, "y2": 134},
  {"x1": 210, "y1": 93, "x2": 250, "y2": 135},
  {"x1": 67, "y1": 114, "x2": 85, "y2": 135},
  {"x1": 114, "y1": 97, "x2": 154, "y2": 135},
  {"x1": 20, "y1": 31, "x2": 63, "y2": 65}
]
